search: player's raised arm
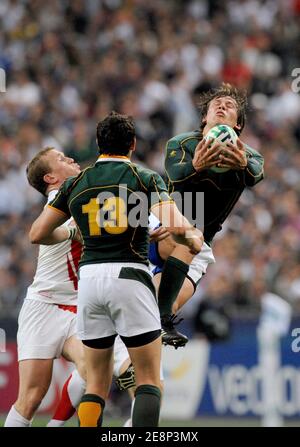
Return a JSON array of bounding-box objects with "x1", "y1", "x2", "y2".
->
[
  {"x1": 164, "y1": 137, "x2": 197, "y2": 183},
  {"x1": 29, "y1": 206, "x2": 74, "y2": 245},
  {"x1": 216, "y1": 139, "x2": 264, "y2": 186},
  {"x1": 242, "y1": 144, "x2": 264, "y2": 186},
  {"x1": 29, "y1": 176, "x2": 80, "y2": 245},
  {"x1": 147, "y1": 170, "x2": 203, "y2": 254},
  {"x1": 151, "y1": 201, "x2": 203, "y2": 255}
]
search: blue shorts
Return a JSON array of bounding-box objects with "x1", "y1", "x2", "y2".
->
[{"x1": 148, "y1": 234, "x2": 164, "y2": 275}]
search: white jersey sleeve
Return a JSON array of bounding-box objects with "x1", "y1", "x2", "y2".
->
[
  {"x1": 26, "y1": 190, "x2": 82, "y2": 305},
  {"x1": 148, "y1": 212, "x2": 161, "y2": 230}
]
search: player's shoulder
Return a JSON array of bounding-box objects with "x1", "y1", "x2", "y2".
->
[
  {"x1": 131, "y1": 162, "x2": 162, "y2": 179},
  {"x1": 167, "y1": 130, "x2": 201, "y2": 148},
  {"x1": 62, "y1": 166, "x2": 93, "y2": 195},
  {"x1": 130, "y1": 163, "x2": 164, "y2": 187}
]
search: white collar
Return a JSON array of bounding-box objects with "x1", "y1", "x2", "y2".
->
[
  {"x1": 47, "y1": 189, "x2": 59, "y2": 203},
  {"x1": 96, "y1": 156, "x2": 131, "y2": 163}
]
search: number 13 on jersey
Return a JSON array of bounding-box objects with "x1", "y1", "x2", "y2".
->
[{"x1": 82, "y1": 197, "x2": 128, "y2": 236}]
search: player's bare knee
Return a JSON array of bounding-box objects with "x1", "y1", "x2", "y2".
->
[{"x1": 16, "y1": 387, "x2": 45, "y2": 417}]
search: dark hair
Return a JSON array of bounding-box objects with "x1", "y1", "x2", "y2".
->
[
  {"x1": 96, "y1": 111, "x2": 136, "y2": 156},
  {"x1": 198, "y1": 83, "x2": 248, "y2": 135},
  {"x1": 26, "y1": 147, "x2": 53, "y2": 196}
]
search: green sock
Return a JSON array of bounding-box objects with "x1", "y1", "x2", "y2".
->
[
  {"x1": 158, "y1": 256, "x2": 189, "y2": 316},
  {"x1": 132, "y1": 385, "x2": 161, "y2": 427}
]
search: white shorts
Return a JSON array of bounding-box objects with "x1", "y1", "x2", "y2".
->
[
  {"x1": 77, "y1": 263, "x2": 161, "y2": 341},
  {"x1": 187, "y1": 242, "x2": 215, "y2": 287},
  {"x1": 17, "y1": 298, "x2": 77, "y2": 361}
]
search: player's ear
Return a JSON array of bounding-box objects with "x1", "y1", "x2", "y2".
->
[
  {"x1": 130, "y1": 137, "x2": 136, "y2": 153},
  {"x1": 43, "y1": 172, "x2": 56, "y2": 186},
  {"x1": 234, "y1": 123, "x2": 242, "y2": 132}
]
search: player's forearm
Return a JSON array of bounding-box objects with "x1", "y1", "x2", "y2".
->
[
  {"x1": 30, "y1": 224, "x2": 74, "y2": 245},
  {"x1": 151, "y1": 201, "x2": 203, "y2": 254},
  {"x1": 151, "y1": 202, "x2": 192, "y2": 233},
  {"x1": 29, "y1": 206, "x2": 70, "y2": 245},
  {"x1": 243, "y1": 146, "x2": 264, "y2": 186}
]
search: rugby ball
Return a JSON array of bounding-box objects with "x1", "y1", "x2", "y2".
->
[{"x1": 204, "y1": 124, "x2": 237, "y2": 173}]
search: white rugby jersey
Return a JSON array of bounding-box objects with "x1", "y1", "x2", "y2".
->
[{"x1": 26, "y1": 190, "x2": 82, "y2": 305}]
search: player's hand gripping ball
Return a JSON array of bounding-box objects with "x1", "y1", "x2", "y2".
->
[{"x1": 204, "y1": 124, "x2": 238, "y2": 173}]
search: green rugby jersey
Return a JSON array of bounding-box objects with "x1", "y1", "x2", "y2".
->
[
  {"x1": 165, "y1": 130, "x2": 264, "y2": 244},
  {"x1": 49, "y1": 156, "x2": 172, "y2": 267}
]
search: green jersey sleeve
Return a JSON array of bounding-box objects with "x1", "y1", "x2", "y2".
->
[
  {"x1": 164, "y1": 138, "x2": 197, "y2": 183},
  {"x1": 242, "y1": 145, "x2": 264, "y2": 187},
  {"x1": 147, "y1": 172, "x2": 173, "y2": 211},
  {"x1": 48, "y1": 176, "x2": 76, "y2": 217}
]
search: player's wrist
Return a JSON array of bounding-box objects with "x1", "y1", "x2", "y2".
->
[
  {"x1": 67, "y1": 226, "x2": 77, "y2": 240},
  {"x1": 239, "y1": 157, "x2": 248, "y2": 170}
]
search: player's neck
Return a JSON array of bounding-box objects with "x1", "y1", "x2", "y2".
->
[
  {"x1": 98, "y1": 154, "x2": 130, "y2": 160},
  {"x1": 46, "y1": 185, "x2": 60, "y2": 196}
]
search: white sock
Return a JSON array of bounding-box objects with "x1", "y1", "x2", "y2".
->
[
  {"x1": 123, "y1": 398, "x2": 135, "y2": 427},
  {"x1": 67, "y1": 369, "x2": 86, "y2": 408},
  {"x1": 47, "y1": 369, "x2": 86, "y2": 427},
  {"x1": 123, "y1": 418, "x2": 132, "y2": 427},
  {"x1": 47, "y1": 419, "x2": 65, "y2": 427},
  {"x1": 4, "y1": 405, "x2": 31, "y2": 427}
]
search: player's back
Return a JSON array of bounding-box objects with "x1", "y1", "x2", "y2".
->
[{"x1": 60, "y1": 157, "x2": 169, "y2": 267}]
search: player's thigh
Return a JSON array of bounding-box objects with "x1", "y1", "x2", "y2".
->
[
  {"x1": 17, "y1": 359, "x2": 53, "y2": 399},
  {"x1": 62, "y1": 335, "x2": 86, "y2": 378},
  {"x1": 127, "y1": 336, "x2": 161, "y2": 388},
  {"x1": 17, "y1": 299, "x2": 78, "y2": 361}
]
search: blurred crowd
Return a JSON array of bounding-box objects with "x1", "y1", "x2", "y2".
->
[{"x1": 0, "y1": 0, "x2": 300, "y2": 321}]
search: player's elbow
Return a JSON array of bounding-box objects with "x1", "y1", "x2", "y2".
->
[
  {"x1": 246, "y1": 171, "x2": 264, "y2": 187},
  {"x1": 29, "y1": 224, "x2": 44, "y2": 244}
]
